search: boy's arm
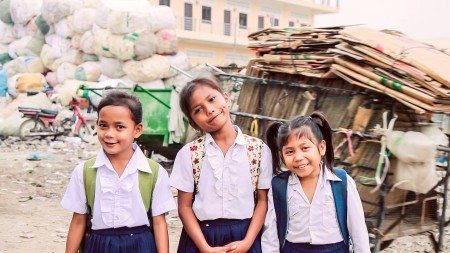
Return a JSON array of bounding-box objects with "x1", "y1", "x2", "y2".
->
[
  {"x1": 178, "y1": 190, "x2": 234, "y2": 253},
  {"x1": 227, "y1": 189, "x2": 269, "y2": 253},
  {"x1": 152, "y1": 214, "x2": 169, "y2": 253},
  {"x1": 65, "y1": 213, "x2": 87, "y2": 253}
]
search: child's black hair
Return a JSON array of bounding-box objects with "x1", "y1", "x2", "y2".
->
[
  {"x1": 179, "y1": 76, "x2": 224, "y2": 128},
  {"x1": 266, "y1": 111, "x2": 334, "y2": 175},
  {"x1": 97, "y1": 90, "x2": 142, "y2": 124}
]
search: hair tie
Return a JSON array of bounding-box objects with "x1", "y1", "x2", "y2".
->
[{"x1": 309, "y1": 116, "x2": 323, "y2": 127}]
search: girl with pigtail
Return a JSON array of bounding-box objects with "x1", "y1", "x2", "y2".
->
[{"x1": 262, "y1": 112, "x2": 370, "y2": 253}]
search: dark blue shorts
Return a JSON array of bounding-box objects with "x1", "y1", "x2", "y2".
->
[
  {"x1": 84, "y1": 225, "x2": 156, "y2": 253},
  {"x1": 282, "y1": 240, "x2": 349, "y2": 253},
  {"x1": 177, "y1": 218, "x2": 262, "y2": 253}
]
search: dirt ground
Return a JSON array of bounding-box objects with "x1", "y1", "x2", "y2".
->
[{"x1": 0, "y1": 137, "x2": 448, "y2": 253}]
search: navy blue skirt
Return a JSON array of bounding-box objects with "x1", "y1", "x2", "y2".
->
[
  {"x1": 84, "y1": 225, "x2": 156, "y2": 253},
  {"x1": 282, "y1": 240, "x2": 349, "y2": 253},
  {"x1": 177, "y1": 218, "x2": 262, "y2": 253}
]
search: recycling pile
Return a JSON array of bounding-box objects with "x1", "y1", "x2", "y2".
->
[
  {"x1": 331, "y1": 26, "x2": 450, "y2": 114},
  {"x1": 247, "y1": 26, "x2": 450, "y2": 114},
  {"x1": 247, "y1": 27, "x2": 342, "y2": 78},
  {"x1": 0, "y1": 0, "x2": 190, "y2": 105}
]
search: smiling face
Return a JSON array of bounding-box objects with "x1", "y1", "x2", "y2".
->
[
  {"x1": 281, "y1": 131, "x2": 326, "y2": 180},
  {"x1": 97, "y1": 105, "x2": 143, "y2": 160},
  {"x1": 188, "y1": 84, "x2": 232, "y2": 133}
]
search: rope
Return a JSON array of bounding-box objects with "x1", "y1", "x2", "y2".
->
[{"x1": 250, "y1": 117, "x2": 259, "y2": 137}]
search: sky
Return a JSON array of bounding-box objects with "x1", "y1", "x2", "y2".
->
[{"x1": 314, "y1": 0, "x2": 450, "y2": 41}]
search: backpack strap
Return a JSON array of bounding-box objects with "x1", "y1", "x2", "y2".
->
[
  {"x1": 140, "y1": 159, "x2": 160, "y2": 219},
  {"x1": 83, "y1": 158, "x2": 159, "y2": 216},
  {"x1": 330, "y1": 168, "x2": 350, "y2": 245},
  {"x1": 190, "y1": 135, "x2": 264, "y2": 196},
  {"x1": 190, "y1": 136, "x2": 206, "y2": 195},
  {"x1": 243, "y1": 134, "x2": 263, "y2": 192},
  {"x1": 83, "y1": 158, "x2": 97, "y2": 216},
  {"x1": 271, "y1": 171, "x2": 290, "y2": 250}
]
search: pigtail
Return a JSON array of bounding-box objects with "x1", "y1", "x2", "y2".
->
[
  {"x1": 266, "y1": 121, "x2": 283, "y2": 175},
  {"x1": 310, "y1": 111, "x2": 334, "y2": 169}
]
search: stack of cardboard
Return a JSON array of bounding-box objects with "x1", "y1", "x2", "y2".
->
[
  {"x1": 331, "y1": 26, "x2": 450, "y2": 114},
  {"x1": 247, "y1": 26, "x2": 450, "y2": 114},
  {"x1": 247, "y1": 27, "x2": 342, "y2": 78}
]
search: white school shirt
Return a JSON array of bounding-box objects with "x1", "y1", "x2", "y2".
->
[
  {"x1": 61, "y1": 143, "x2": 176, "y2": 230},
  {"x1": 261, "y1": 167, "x2": 371, "y2": 253},
  {"x1": 170, "y1": 126, "x2": 273, "y2": 221}
]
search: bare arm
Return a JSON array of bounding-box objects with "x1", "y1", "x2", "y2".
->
[
  {"x1": 178, "y1": 190, "x2": 233, "y2": 253},
  {"x1": 227, "y1": 189, "x2": 269, "y2": 253},
  {"x1": 152, "y1": 214, "x2": 169, "y2": 253},
  {"x1": 65, "y1": 213, "x2": 87, "y2": 253}
]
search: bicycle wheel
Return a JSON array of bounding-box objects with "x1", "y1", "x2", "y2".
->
[
  {"x1": 78, "y1": 122, "x2": 97, "y2": 143},
  {"x1": 19, "y1": 119, "x2": 44, "y2": 140}
]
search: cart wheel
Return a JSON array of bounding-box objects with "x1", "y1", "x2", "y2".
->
[
  {"x1": 78, "y1": 122, "x2": 97, "y2": 143},
  {"x1": 19, "y1": 119, "x2": 44, "y2": 140}
]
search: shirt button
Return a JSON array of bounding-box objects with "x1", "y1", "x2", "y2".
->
[{"x1": 114, "y1": 216, "x2": 119, "y2": 220}]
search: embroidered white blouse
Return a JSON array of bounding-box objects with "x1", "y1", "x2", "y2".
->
[
  {"x1": 169, "y1": 126, "x2": 273, "y2": 221},
  {"x1": 61, "y1": 144, "x2": 176, "y2": 230},
  {"x1": 261, "y1": 168, "x2": 371, "y2": 253}
]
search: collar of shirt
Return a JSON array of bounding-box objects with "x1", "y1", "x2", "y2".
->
[
  {"x1": 92, "y1": 143, "x2": 152, "y2": 176},
  {"x1": 204, "y1": 125, "x2": 246, "y2": 148},
  {"x1": 288, "y1": 166, "x2": 341, "y2": 190}
]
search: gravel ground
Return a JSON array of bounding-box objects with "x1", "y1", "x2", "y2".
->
[{"x1": 0, "y1": 137, "x2": 448, "y2": 253}]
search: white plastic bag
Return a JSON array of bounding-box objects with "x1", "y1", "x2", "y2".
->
[
  {"x1": 72, "y1": 8, "x2": 95, "y2": 34},
  {"x1": 123, "y1": 54, "x2": 171, "y2": 82},
  {"x1": 387, "y1": 131, "x2": 439, "y2": 194},
  {"x1": 10, "y1": 0, "x2": 42, "y2": 25},
  {"x1": 41, "y1": 0, "x2": 82, "y2": 24}
]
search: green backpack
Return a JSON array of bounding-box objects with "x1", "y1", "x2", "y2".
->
[
  {"x1": 79, "y1": 158, "x2": 159, "y2": 252},
  {"x1": 83, "y1": 157, "x2": 160, "y2": 217}
]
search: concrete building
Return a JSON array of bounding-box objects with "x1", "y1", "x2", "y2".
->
[{"x1": 149, "y1": 0, "x2": 339, "y2": 66}]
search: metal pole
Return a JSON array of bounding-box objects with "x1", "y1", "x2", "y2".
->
[
  {"x1": 170, "y1": 65, "x2": 193, "y2": 79},
  {"x1": 437, "y1": 148, "x2": 450, "y2": 251},
  {"x1": 373, "y1": 173, "x2": 388, "y2": 253},
  {"x1": 206, "y1": 63, "x2": 226, "y2": 74}
]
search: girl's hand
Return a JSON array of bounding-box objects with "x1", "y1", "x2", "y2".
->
[
  {"x1": 201, "y1": 245, "x2": 236, "y2": 253},
  {"x1": 224, "y1": 240, "x2": 252, "y2": 253}
]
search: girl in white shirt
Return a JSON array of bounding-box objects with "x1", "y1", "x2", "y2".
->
[
  {"x1": 262, "y1": 112, "x2": 370, "y2": 253},
  {"x1": 61, "y1": 91, "x2": 175, "y2": 253},
  {"x1": 170, "y1": 76, "x2": 273, "y2": 253}
]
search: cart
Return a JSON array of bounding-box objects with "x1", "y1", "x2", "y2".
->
[{"x1": 216, "y1": 72, "x2": 450, "y2": 252}]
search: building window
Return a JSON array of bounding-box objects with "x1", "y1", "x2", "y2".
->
[
  {"x1": 184, "y1": 3, "x2": 193, "y2": 31},
  {"x1": 159, "y1": 0, "x2": 170, "y2": 6},
  {"x1": 239, "y1": 13, "x2": 247, "y2": 28},
  {"x1": 271, "y1": 18, "x2": 279, "y2": 27},
  {"x1": 258, "y1": 16, "x2": 264, "y2": 30},
  {"x1": 202, "y1": 6, "x2": 211, "y2": 23},
  {"x1": 224, "y1": 10, "x2": 231, "y2": 36},
  {"x1": 289, "y1": 21, "x2": 295, "y2": 27}
]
